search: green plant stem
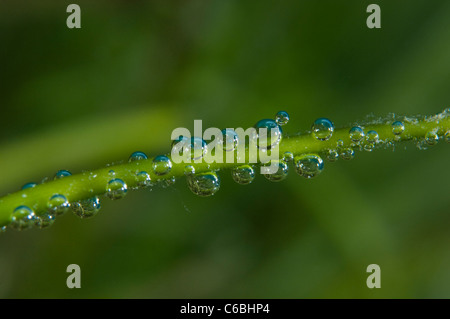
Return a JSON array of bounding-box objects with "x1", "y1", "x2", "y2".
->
[{"x1": 0, "y1": 112, "x2": 449, "y2": 227}]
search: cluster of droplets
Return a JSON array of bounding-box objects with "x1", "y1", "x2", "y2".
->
[
  {"x1": 312, "y1": 118, "x2": 334, "y2": 141},
  {"x1": 6, "y1": 170, "x2": 76, "y2": 232},
  {"x1": 4, "y1": 110, "x2": 448, "y2": 233}
]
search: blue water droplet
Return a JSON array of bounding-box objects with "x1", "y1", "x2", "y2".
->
[
  {"x1": 220, "y1": 129, "x2": 239, "y2": 152},
  {"x1": 10, "y1": 206, "x2": 36, "y2": 230},
  {"x1": 152, "y1": 155, "x2": 172, "y2": 176},
  {"x1": 275, "y1": 111, "x2": 290, "y2": 126},
  {"x1": 264, "y1": 160, "x2": 289, "y2": 182},
  {"x1": 340, "y1": 147, "x2": 355, "y2": 160},
  {"x1": 445, "y1": 130, "x2": 450, "y2": 143},
  {"x1": 425, "y1": 131, "x2": 439, "y2": 145},
  {"x1": 312, "y1": 118, "x2": 334, "y2": 141},
  {"x1": 48, "y1": 194, "x2": 70, "y2": 216},
  {"x1": 21, "y1": 182, "x2": 37, "y2": 190},
  {"x1": 72, "y1": 196, "x2": 101, "y2": 219},
  {"x1": 366, "y1": 130, "x2": 379, "y2": 144},
  {"x1": 189, "y1": 137, "x2": 207, "y2": 160},
  {"x1": 349, "y1": 126, "x2": 364, "y2": 142},
  {"x1": 392, "y1": 121, "x2": 405, "y2": 135},
  {"x1": 106, "y1": 178, "x2": 128, "y2": 200},
  {"x1": 54, "y1": 169, "x2": 72, "y2": 179},
  {"x1": 186, "y1": 171, "x2": 221, "y2": 197},
  {"x1": 135, "y1": 171, "x2": 152, "y2": 188},
  {"x1": 294, "y1": 154, "x2": 324, "y2": 178},
  {"x1": 326, "y1": 149, "x2": 339, "y2": 162},
  {"x1": 254, "y1": 119, "x2": 282, "y2": 150},
  {"x1": 128, "y1": 151, "x2": 148, "y2": 162},
  {"x1": 232, "y1": 165, "x2": 255, "y2": 185}
]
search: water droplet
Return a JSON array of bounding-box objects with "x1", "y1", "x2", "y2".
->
[
  {"x1": 184, "y1": 165, "x2": 195, "y2": 176},
  {"x1": 231, "y1": 165, "x2": 255, "y2": 185},
  {"x1": 171, "y1": 135, "x2": 189, "y2": 154},
  {"x1": 220, "y1": 129, "x2": 239, "y2": 152},
  {"x1": 35, "y1": 212, "x2": 56, "y2": 229},
  {"x1": 326, "y1": 149, "x2": 339, "y2": 162},
  {"x1": 366, "y1": 130, "x2": 379, "y2": 144},
  {"x1": 186, "y1": 171, "x2": 220, "y2": 196},
  {"x1": 275, "y1": 111, "x2": 290, "y2": 126},
  {"x1": 108, "y1": 170, "x2": 116, "y2": 177},
  {"x1": 312, "y1": 118, "x2": 334, "y2": 141},
  {"x1": 283, "y1": 151, "x2": 294, "y2": 162},
  {"x1": 294, "y1": 154, "x2": 324, "y2": 178},
  {"x1": 152, "y1": 155, "x2": 172, "y2": 176},
  {"x1": 254, "y1": 119, "x2": 282, "y2": 150},
  {"x1": 135, "y1": 171, "x2": 152, "y2": 188},
  {"x1": 1, "y1": 226, "x2": 6, "y2": 233},
  {"x1": 128, "y1": 151, "x2": 148, "y2": 162},
  {"x1": 264, "y1": 160, "x2": 289, "y2": 182},
  {"x1": 21, "y1": 182, "x2": 37, "y2": 190},
  {"x1": 336, "y1": 139, "x2": 344, "y2": 148},
  {"x1": 425, "y1": 131, "x2": 439, "y2": 145},
  {"x1": 340, "y1": 147, "x2": 355, "y2": 160},
  {"x1": 72, "y1": 196, "x2": 101, "y2": 219},
  {"x1": 106, "y1": 178, "x2": 128, "y2": 200},
  {"x1": 349, "y1": 126, "x2": 364, "y2": 142},
  {"x1": 392, "y1": 121, "x2": 405, "y2": 135},
  {"x1": 189, "y1": 137, "x2": 207, "y2": 160},
  {"x1": 54, "y1": 169, "x2": 72, "y2": 179},
  {"x1": 10, "y1": 206, "x2": 36, "y2": 230},
  {"x1": 48, "y1": 194, "x2": 70, "y2": 216},
  {"x1": 445, "y1": 130, "x2": 450, "y2": 143}
]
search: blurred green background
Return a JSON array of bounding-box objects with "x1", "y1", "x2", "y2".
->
[{"x1": 0, "y1": 0, "x2": 449, "y2": 298}]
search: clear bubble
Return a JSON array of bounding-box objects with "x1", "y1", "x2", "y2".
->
[
  {"x1": 135, "y1": 171, "x2": 152, "y2": 188},
  {"x1": 445, "y1": 130, "x2": 450, "y2": 143},
  {"x1": 171, "y1": 135, "x2": 189, "y2": 155},
  {"x1": 72, "y1": 196, "x2": 101, "y2": 219},
  {"x1": 349, "y1": 127, "x2": 364, "y2": 143},
  {"x1": 425, "y1": 131, "x2": 439, "y2": 145},
  {"x1": 336, "y1": 139, "x2": 344, "y2": 148},
  {"x1": 231, "y1": 165, "x2": 255, "y2": 185},
  {"x1": 294, "y1": 154, "x2": 324, "y2": 178},
  {"x1": 340, "y1": 147, "x2": 355, "y2": 160},
  {"x1": 366, "y1": 130, "x2": 379, "y2": 144},
  {"x1": 189, "y1": 137, "x2": 207, "y2": 160},
  {"x1": 364, "y1": 144, "x2": 374, "y2": 152},
  {"x1": 106, "y1": 178, "x2": 128, "y2": 200},
  {"x1": 35, "y1": 212, "x2": 56, "y2": 229},
  {"x1": 152, "y1": 155, "x2": 172, "y2": 176},
  {"x1": 21, "y1": 182, "x2": 37, "y2": 190},
  {"x1": 312, "y1": 118, "x2": 334, "y2": 141},
  {"x1": 283, "y1": 151, "x2": 294, "y2": 162},
  {"x1": 254, "y1": 119, "x2": 282, "y2": 150},
  {"x1": 186, "y1": 171, "x2": 220, "y2": 197},
  {"x1": 128, "y1": 151, "x2": 148, "y2": 162},
  {"x1": 264, "y1": 160, "x2": 289, "y2": 182},
  {"x1": 220, "y1": 129, "x2": 239, "y2": 152},
  {"x1": 184, "y1": 165, "x2": 195, "y2": 176},
  {"x1": 10, "y1": 206, "x2": 36, "y2": 231},
  {"x1": 48, "y1": 194, "x2": 70, "y2": 216},
  {"x1": 55, "y1": 169, "x2": 72, "y2": 179},
  {"x1": 392, "y1": 121, "x2": 405, "y2": 135},
  {"x1": 275, "y1": 111, "x2": 290, "y2": 126},
  {"x1": 326, "y1": 149, "x2": 339, "y2": 162}
]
